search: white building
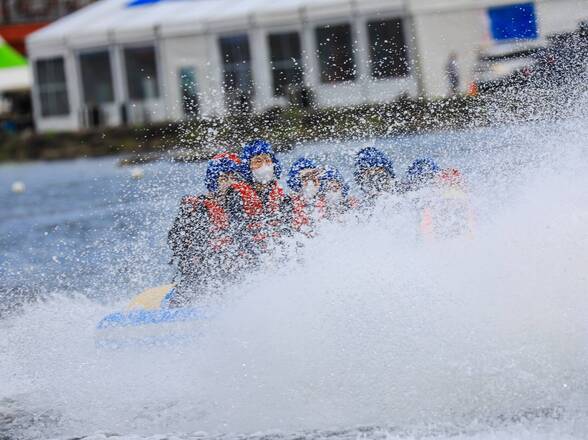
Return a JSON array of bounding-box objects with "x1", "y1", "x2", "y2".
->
[{"x1": 26, "y1": 0, "x2": 587, "y2": 133}]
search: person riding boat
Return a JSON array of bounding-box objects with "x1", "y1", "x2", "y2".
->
[
  {"x1": 401, "y1": 157, "x2": 440, "y2": 194},
  {"x1": 167, "y1": 153, "x2": 244, "y2": 307},
  {"x1": 316, "y1": 166, "x2": 357, "y2": 221},
  {"x1": 420, "y1": 167, "x2": 475, "y2": 240},
  {"x1": 287, "y1": 157, "x2": 322, "y2": 236},
  {"x1": 239, "y1": 139, "x2": 293, "y2": 248},
  {"x1": 400, "y1": 157, "x2": 455, "y2": 240},
  {"x1": 354, "y1": 147, "x2": 397, "y2": 209}
]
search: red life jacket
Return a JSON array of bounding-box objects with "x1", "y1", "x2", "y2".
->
[
  {"x1": 315, "y1": 197, "x2": 327, "y2": 220},
  {"x1": 291, "y1": 194, "x2": 312, "y2": 231},
  {"x1": 182, "y1": 195, "x2": 231, "y2": 251},
  {"x1": 266, "y1": 180, "x2": 286, "y2": 214},
  {"x1": 227, "y1": 182, "x2": 272, "y2": 244},
  {"x1": 229, "y1": 182, "x2": 263, "y2": 217},
  {"x1": 244, "y1": 180, "x2": 288, "y2": 243}
]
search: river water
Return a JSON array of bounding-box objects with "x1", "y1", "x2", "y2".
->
[{"x1": 1, "y1": 115, "x2": 587, "y2": 439}]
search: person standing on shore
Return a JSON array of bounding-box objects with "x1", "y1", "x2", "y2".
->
[{"x1": 446, "y1": 52, "x2": 460, "y2": 95}]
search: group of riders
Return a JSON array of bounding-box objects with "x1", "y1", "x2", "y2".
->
[{"x1": 167, "y1": 139, "x2": 473, "y2": 307}]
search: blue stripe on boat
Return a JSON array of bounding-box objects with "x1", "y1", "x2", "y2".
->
[
  {"x1": 96, "y1": 307, "x2": 206, "y2": 330},
  {"x1": 160, "y1": 287, "x2": 176, "y2": 308}
]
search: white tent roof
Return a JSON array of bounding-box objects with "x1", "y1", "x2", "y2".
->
[
  {"x1": 0, "y1": 66, "x2": 31, "y2": 92},
  {"x1": 28, "y1": 0, "x2": 401, "y2": 48}
]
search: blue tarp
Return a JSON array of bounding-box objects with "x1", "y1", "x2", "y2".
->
[
  {"x1": 127, "y1": 0, "x2": 162, "y2": 6},
  {"x1": 488, "y1": 2, "x2": 538, "y2": 41}
]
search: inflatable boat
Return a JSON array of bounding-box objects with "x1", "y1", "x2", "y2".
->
[{"x1": 95, "y1": 285, "x2": 209, "y2": 349}]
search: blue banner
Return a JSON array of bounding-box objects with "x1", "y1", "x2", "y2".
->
[{"x1": 488, "y1": 2, "x2": 538, "y2": 41}]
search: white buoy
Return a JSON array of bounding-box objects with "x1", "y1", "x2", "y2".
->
[
  {"x1": 11, "y1": 181, "x2": 26, "y2": 193},
  {"x1": 130, "y1": 167, "x2": 145, "y2": 180}
]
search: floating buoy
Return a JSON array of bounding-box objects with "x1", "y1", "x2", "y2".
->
[
  {"x1": 11, "y1": 181, "x2": 25, "y2": 193},
  {"x1": 130, "y1": 167, "x2": 144, "y2": 180}
]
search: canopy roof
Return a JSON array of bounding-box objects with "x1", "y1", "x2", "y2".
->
[
  {"x1": 0, "y1": 37, "x2": 29, "y2": 92},
  {"x1": 27, "y1": 0, "x2": 400, "y2": 48},
  {"x1": 0, "y1": 36, "x2": 27, "y2": 69},
  {"x1": 0, "y1": 66, "x2": 30, "y2": 92}
]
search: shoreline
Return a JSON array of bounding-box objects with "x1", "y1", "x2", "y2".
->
[{"x1": 0, "y1": 90, "x2": 567, "y2": 165}]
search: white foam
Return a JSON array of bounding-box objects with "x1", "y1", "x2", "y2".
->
[{"x1": 1, "y1": 118, "x2": 588, "y2": 440}]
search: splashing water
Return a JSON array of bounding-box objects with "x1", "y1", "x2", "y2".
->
[{"x1": 1, "y1": 109, "x2": 588, "y2": 439}]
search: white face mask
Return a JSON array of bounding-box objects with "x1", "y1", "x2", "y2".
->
[
  {"x1": 325, "y1": 190, "x2": 343, "y2": 205},
  {"x1": 252, "y1": 164, "x2": 275, "y2": 184},
  {"x1": 302, "y1": 181, "x2": 319, "y2": 200}
]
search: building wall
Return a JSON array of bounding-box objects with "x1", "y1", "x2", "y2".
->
[
  {"x1": 160, "y1": 33, "x2": 224, "y2": 120},
  {"x1": 536, "y1": 0, "x2": 588, "y2": 36},
  {"x1": 27, "y1": 0, "x2": 588, "y2": 133},
  {"x1": 250, "y1": 8, "x2": 418, "y2": 112},
  {"x1": 412, "y1": 8, "x2": 485, "y2": 96},
  {"x1": 160, "y1": 7, "x2": 419, "y2": 121},
  {"x1": 28, "y1": 44, "x2": 82, "y2": 132},
  {"x1": 411, "y1": 0, "x2": 588, "y2": 96}
]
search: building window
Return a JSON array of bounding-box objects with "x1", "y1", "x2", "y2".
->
[
  {"x1": 368, "y1": 18, "x2": 410, "y2": 79},
  {"x1": 79, "y1": 50, "x2": 115, "y2": 104},
  {"x1": 219, "y1": 34, "x2": 253, "y2": 111},
  {"x1": 315, "y1": 23, "x2": 356, "y2": 83},
  {"x1": 268, "y1": 32, "x2": 303, "y2": 97},
  {"x1": 123, "y1": 46, "x2": 160, "y2": 101},
  {"x1": 35, "y1": 57, "x2": 70, "y2": 117},
  {"x1": 179, "y1": 66, "x2": 198, "y2": 117}
]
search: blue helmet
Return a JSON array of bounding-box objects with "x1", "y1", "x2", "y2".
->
[
  {"x1": 320, "y1": 166, "x2": 349, "y2": 197},
  {"x1": 240, "y1": 139, "x2": 282, "y2": 183},
  {"x1": 405, "y1": 158, "x2": 440, "y2": 180},
  {"x1": 204, "y1": 153, "x2": 242, "y2": 192},
  {"x1": 354, "y1": 147, "x2": 395, "y2": 180},
  {"x1": 287, "y1": 157, "x2": 319, "y2": 192}
]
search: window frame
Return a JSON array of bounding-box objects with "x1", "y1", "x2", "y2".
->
[
  {"x1": 218, "y1": 33, "x2": 255, "y2": 111},
  {"x1": 178, "y1": 66, "x2": 199, "y2": 118},
  {"x1": 34, "y1": 56, "x2": 70, "y2": 118},
  {"x1": 219, "y1": 33, "x2": 254, "y2": 93},
  {"x1": 267, "y1": 31, "x2": 304, "y2": 97},
  {"x1": 367, "y1": 17, "x2": 410, "y2": 80},
  {"x1": 314, "y1": 22, "x2": 357, "y2": 84},
  {"x1": 122, "y1": 44, "x2": 161, "y2": 102},
  {"x1": 77, "y1": 48, "x2": 116, "y2": 105}
]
